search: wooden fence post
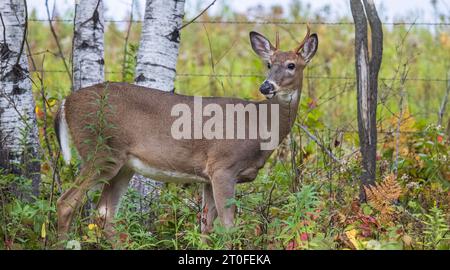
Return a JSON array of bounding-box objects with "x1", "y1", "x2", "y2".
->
[{"x1": 350, "y1": 0, "x2": 383, "y2": 201}]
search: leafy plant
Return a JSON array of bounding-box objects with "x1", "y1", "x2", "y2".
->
[{"x1": 419, "y1": 206, "x2": 450, "y2": 249}]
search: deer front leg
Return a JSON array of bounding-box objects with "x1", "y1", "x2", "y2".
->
[
  {"x1": 201, "y1": 183, "x2": 218, "y2": 235},
  {"x1": 211, "y1": 172, "x2": 236, "y2": 229}
]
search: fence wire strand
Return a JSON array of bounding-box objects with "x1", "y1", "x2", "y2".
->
[
  {"x1": 29, "y1": 70, "x2": 448, "y2": 83},
  {"x1": 27, "y1": 17, "x2": 449, "y2": 83},
  {"x1": 26, "y1": 16, "x2": 449, "y2": 135},
  {"x1": 27, "y1": 18, "x2": 450, "y2": 26}
]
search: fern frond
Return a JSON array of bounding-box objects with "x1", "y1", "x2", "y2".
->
[{"x1": 364, "y1": 174, "x2": 402, "y2": 223}]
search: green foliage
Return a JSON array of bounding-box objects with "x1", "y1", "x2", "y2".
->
[
  {"x1": 122, "y1": 43, "x2": 139, "y2": 83},
  {"x1": 0, "y1": 173, "x2": 54, "y2": 250},
  {"x1": 420, "y1": 206, "x2": 450, "y2": 249}
]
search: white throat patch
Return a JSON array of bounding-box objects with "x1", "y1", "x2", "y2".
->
[{"x1": 276, "y1": 90, "x2": 298, "y2": 103}]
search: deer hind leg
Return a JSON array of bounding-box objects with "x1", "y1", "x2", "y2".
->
[
  {"x1": 96, "y1": 166, "x2": 134, "y2": 240},
  {"x1": 57, "y1": 159, "x2": 125, "y2": 243},
  {"x1": 201, "y1": 183, "x2": 218, "y2": 236},
  {"x1": 211, "y1": 171, "x2": 236, "y2": 229}
]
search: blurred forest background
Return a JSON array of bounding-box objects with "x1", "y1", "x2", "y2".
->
[{"x1": 1, "y1": 0, "x2": 450, "y2": 250}]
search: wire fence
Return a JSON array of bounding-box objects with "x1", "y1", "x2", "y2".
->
[
  {"x1": 29, "y1": 70, "x2": 448, "y2": 83},
  {"x1": 26, "y1": 14, "x2": 450, "y2": 137},
  {"x1": 27, "y1": 16, "x2": 449, "y2": 83},
  {"x1": 28, "y1": 18, "x2": 450, "y2": 26}
]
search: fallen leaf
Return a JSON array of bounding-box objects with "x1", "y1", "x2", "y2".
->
[{"x1": 345, "y1": 229, "x2": 360, "y2": 250}]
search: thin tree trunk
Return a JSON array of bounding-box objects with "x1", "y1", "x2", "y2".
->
[
  {"x1": 0, "y1": 0, "x2": 40, "y2": 199},
  {"x1": 350, "y1": 0, "x2": 383, "y2": 201},
  {"x1": 131, "y1": 0, "x2": 185, "y2": 205},
  {"x1": 72, "y1": 0, "x2": 104, "y2": 91}
]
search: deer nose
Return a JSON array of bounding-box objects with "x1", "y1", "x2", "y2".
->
[{"x1": 259, "y1": 81, "x2": 274, "y2": 95}]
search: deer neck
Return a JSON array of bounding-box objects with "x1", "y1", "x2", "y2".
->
[{"x1": 266, "y1": 85, "x2": 301, "y2": 143}]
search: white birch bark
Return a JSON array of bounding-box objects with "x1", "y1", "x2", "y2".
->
[
  {"x1": 131, "y1": 0, "x2": 185, "y2": 204},
  {"x1": 72, "y1": 0, "x2": 104, "y2": 91},
  {"x1": 0, "y1": 0, "x2": 40, "y2": 198},
  {"x1": 135, "y1": 0, "x2": 185, "y2": 91}
]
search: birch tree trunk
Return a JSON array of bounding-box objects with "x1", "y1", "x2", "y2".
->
[
  {"x1": 131, "y1": 0, "x2": 185, "y2": 204},
  {"x1": 72, "y1": 0, "x2": 104, "y2": 91},
  {"x1": 135, "y1": 0, "x2": 185, "y2": 91},
  {"x1": 350, "y1": 0, "x2": 383, "y2": 201},
  {"x1": 0, "y1": 0, "x2": 41, "y2": 199}
]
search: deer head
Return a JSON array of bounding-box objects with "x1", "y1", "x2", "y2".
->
[{"x1": 250, "y1": 25, "x2": 319, "y2": 99}]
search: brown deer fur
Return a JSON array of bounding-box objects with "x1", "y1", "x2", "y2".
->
[{"x1": 55, "y1": 28, "x2": 318, "y2": 243}]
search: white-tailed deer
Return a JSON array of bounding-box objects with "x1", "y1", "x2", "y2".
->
[{"x1": 54, "y1": 27, "x2": 318, "y2": 243}]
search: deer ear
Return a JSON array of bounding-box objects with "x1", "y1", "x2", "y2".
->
[
  {"x1": 250, "y1": 31, "x2": 275, "y2": 62},
  {"x1": 300, "y1": 34, "x2": 318, "y2": 64}
]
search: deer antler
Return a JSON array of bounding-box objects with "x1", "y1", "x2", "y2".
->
[
  {"x1": 294, "y1": 23, "x2": 311, "y2": 54},
  {"x1": 275, "y1": 31, "x2": 280, "y2": 50}
]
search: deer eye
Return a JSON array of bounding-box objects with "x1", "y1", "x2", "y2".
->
[
  {"x1": 267, "y1": 63, "x2": 272, "y2": 69},
  {"x1": 287, "y1": 63, "x2": 296, "y2": 70}
]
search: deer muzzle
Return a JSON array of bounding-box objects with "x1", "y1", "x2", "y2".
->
[{"x1": 260, "y1": 81, "x2": 276, "y2": 98}]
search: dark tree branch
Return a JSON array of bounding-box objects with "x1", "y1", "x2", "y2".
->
[
  {"x1": 122, "y1": 0, "x2": 135, "y2": 81},
  {"x1": 179, "y1": 0, "x2": 217, "y2": 31},
  {"x1": 45, "y1": 0, "x2": 72, "y2": 86},
  {"x1": 78, "y1": 0, "x2": 104, "y2": 31},
  {"x1": 26, "y1": 38, "x2": 62, "y2": 193},
  {"x1": 298, "y1": 124, "x2": 342, "y2": 164},
  {"x1": 13, "y1": 0, "x2": 27, "y2": 68},
  {"x1": 70, "y1": 3, "x2": 77, "y2": 91},
  {"x1": 0, "y1": 12, "x2": 7, "y2": 46}
]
